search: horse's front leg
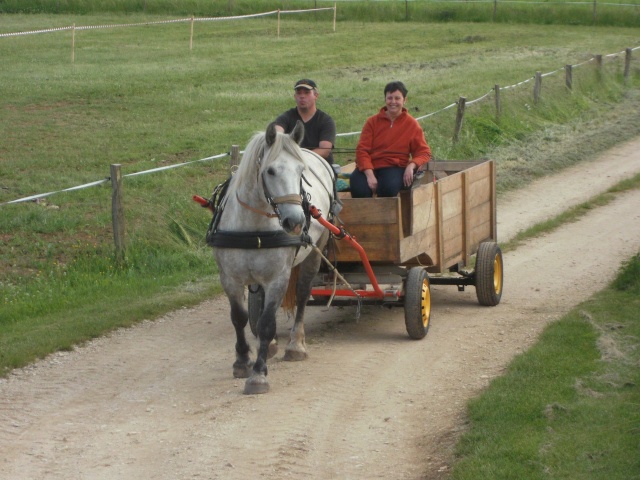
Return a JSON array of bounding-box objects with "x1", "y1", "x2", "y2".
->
[
  {"x1": 228, "y1": 298, "x2": 253, "y2": 379},
  {"x1": 244, "y1": 299, "x2": 278, "y2": 395}
]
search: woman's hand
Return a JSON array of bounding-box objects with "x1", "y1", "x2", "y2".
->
[
  {"x1": 403, "y1": 163, "x2": 417, "y2": 187},
  {"x1": 364, "y1": 169, "x2": 378, "y2": 195}
]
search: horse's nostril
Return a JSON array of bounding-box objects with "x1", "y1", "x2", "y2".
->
[{"x1": 282, "y1": 218, "x2": 302, "y2": 235}]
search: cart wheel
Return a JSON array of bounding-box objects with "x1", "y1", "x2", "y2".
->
[
  {"x1": 475, "y1": 242, "x2": 504, "y2": 306},
  {"x1": 248, "y1": 284, "x2": 264, "y2": 337},
  {"x1": 404, "y1": 267, "x2": 432, "y2": 340}
]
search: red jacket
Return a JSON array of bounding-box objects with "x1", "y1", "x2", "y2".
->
[{"x1": 356, "y1": 107, "x2": 431, "y2": 171}]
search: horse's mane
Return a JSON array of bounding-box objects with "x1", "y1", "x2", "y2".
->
[{"x1": 228, "y1": 129, "x2": 306, "y2": 194}]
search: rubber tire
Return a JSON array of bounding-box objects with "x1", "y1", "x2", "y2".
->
[
  {"x1": 248, "y1": 285, "x2": 264, "y2": 337},
  {"x1": 475, "y1": 242, "x2": 504, "y2": 306},
  {"x1": 404, "y1": 267, "x2": 432, "y2": 340}
]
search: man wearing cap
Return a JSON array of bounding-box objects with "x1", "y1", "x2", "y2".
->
[{"x1": 274, "y1": 79, "x2": 336, "y2": 164}]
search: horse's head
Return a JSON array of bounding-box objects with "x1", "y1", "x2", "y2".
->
[{"x1": 260, "y1": 121, "x2": 307, "y2": 235}]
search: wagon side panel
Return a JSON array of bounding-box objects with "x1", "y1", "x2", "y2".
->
[{"x1": 334, "y1": 197, "x2": 402, "y2": 263}]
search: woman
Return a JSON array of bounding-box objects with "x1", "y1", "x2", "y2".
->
[{"x1": 350, "y1": 81, "x2": 432, "y2": 198}]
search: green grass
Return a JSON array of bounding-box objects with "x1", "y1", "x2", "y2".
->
[
  {"x1": 451, "y1": 253, "x2": 640, "y2": 479},
  {"x1": 2, "y1": 0, "x2": 640, "y2": 27},
  {"x1": 1, "y1": 15, "x2": 639, "y2": 374}
]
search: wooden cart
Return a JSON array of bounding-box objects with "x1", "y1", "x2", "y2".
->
[
  {"x1": 249, "y1": 160, "x2": 504, "y2": 340},
  {"x1": 308, "y1": 159, "x2": 503, "y2": 339}
]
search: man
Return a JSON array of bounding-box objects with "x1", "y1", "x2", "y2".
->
[{"x1": 274, "y1": 79, "x2": 336, "y2": 164}]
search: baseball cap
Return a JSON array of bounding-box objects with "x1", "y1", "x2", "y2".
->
[{"x1": 294, "y1": 79, "x2": 317, "y2": 91}]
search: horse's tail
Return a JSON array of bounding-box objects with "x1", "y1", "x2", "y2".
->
[{"x1": 282, "y1": 265, "x2": 299, "y2": 313}]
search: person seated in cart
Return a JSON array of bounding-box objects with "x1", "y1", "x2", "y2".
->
[
  {"x1": 350, "y1": 81, "x2": 432, "y2": 198},
  {"x1": 274, "y1": 78, "x2": 337, "y2": 165}
]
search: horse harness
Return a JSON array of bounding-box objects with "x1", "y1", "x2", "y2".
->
[{"x1": 205, "y1": 156, "x2": 334, "y2": 250}]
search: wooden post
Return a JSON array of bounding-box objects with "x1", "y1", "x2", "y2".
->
[
  {"x1": 230, "y1": 145, "x2": 240, "y2": 173},
  {"x1": 592, "y1": 0, "x2": 597, "y2": 24},
  {"x1": 595, "y1": 54, "x2": 603, "y2": 82},
  {"x1": 111, "y1": 164, "x2": 125, "y2": 263},
  {"x1": 565, "y1": 64, "x2": 573, "y2": 90},
  {"x1": 624, "y1": 48, "x2": 632, "y2": 85},
  {"x1": 71, "y1": 23, "x2": 75, "y2": 63},
  {"x1": 453, "y1": 96, "x2": 466, "y2": 143},
  {"x1": 333, "y1": 3, "x2": 337, "y2": 32},
  {"x1": 493, "y1": 0, "x2": 497, "y2": 22},
  {"x1": 494, "y1": 84, "x2": 501, "y2": 122},
  {"x1": 190, "y1": 16, "x2": 194, "y2": 50},
  {"x1": 277, "y1": 9, "x2": 281, "y2": 38},
  {"x1": 533, "y1": 71, "x2": 542, "y2": 105}
]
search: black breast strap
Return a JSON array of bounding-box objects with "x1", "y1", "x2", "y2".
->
[{"x1": 208, "y1": 230, "x2": 311, "y2": 249}]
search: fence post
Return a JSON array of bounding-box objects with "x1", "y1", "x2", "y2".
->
[
  {"x1": 533, "y1": 71, "x2": 542, "y2": 105},
  {"x1": 595, "y1": 54, "x2": 603, "y2": 81},
  {"x1": 190, "y1": 16, "x2": 194, "y2": 50},
  {"x1": 333, "y1": 3, "x2": 337, "y2": 32},
  {"x1": 71, "y1": 23, "x2": 76, "y2": 63},
  {"x1": 277, "y1": 9, "x2": 281, "y2": 38},
  {"x1": 453, "y1": 96, "x2": 466, "y2": 143},
  {"x1": 111, "y1": 164, "x2": 125, "y2": 263},
  {"x1": 493, "y1": 0, "x2": 498, "y2": 22},
  {"x1": 624, "y1": 48, "x2": 632, "y2": 85},
  {"x1": 592, "y1": 0, "x2": 597, "y2": 24},
  {"x1": 230, "y1": 145, "x2": 240, "y2": 173},
  {"x1": 494, "y1": 84, "x2": 501, "y2": 122},
  {"x1": 565, "y1": 64, "x2": 573, "y2": 90}
]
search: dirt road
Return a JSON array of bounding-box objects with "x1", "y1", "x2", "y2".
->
[{"x1": 1, "y1": 139, "x2": 639, "y2": 480}]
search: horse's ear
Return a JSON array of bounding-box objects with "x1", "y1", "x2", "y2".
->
[
  {"x1": 291, "y1": 120, "x2": 305, "y2": 145},
  {"x1": 265, "y1": 122, "x2": 278, "y2": 146}
]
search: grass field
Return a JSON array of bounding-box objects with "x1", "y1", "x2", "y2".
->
[
  {"x1": 2, "y1": 0, "x2": 640, "y2": 27},
  {"x1": 1, "y1": 14, "x2": 639, "y2": 372}
]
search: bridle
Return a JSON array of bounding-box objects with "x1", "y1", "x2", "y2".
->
[{"x1": 235, "y1": 149, "x2": 306, "y2": 224}]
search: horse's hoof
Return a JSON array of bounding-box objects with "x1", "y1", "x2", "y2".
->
[
  {"x1": 283, "y1": 347, "x2": 308, "y2": 362},
  {"x1": 233, "y1": 361, "x2": 253, "y2": 379},
  {"x1": 267, "y1": 339, "x2": 278, "y2": 359},
  {"x1": 244, "y1": 374, "x2": 270, "y2": 395}
]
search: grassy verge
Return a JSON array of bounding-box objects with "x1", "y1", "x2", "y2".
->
[
  {"x1": 1, "y1": 17, "x2": 639, "y2": 375},
  {"x1": 451, "y1": 253, "x2": 640, "y2": 479}
]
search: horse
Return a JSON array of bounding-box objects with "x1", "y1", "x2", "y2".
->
[{"x1": 208, "y1": 121, "x2": 336, "y2": 394}]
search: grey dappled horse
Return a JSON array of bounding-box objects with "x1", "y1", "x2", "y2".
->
[{"x1": 211, "y1": 121, "x2": 335, "y2": 394}]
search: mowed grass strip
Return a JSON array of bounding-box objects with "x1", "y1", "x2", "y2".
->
[{"x1": 451, "y1": 253, "x2": 640, "y2": 479}]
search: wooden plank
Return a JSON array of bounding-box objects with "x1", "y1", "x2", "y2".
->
[
  {"x1": 467, "y1": 176, "x2": 491, "y2": 206},
  {"x1": 337, "y1": 197, "x2": 399, "y2": 225},
  {"x1": 437, "y1": 173, "x2": 463, "y2": 195},
  {"x1": 466, "y1": 160, "x2": 491, "y2": 183},
  {"x1": 435, "y1": 181, "x2": 444, "y2": 270},
  {"x1": 335, "y1": 223, "x2": 401, "y2": 262},
  {"x1": 462, "y1": 170, "x2": 470, "y2": 266},
  {"x1": 490, "y1": 159, "x2": 497, "y2": 241},
  {"x1": 399, "y1": 225, "x2": 438, "y2": 265},
  {"x1": 425, "y1": 160, "x2": 484, "y2": 173},
  {"x1": 441, "y1": 189, "x2": 463, "y2": 222}
]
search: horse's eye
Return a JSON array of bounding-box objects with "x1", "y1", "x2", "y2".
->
[{"x1": 266, "y1": 167, "x2": 276, "y2": 176}]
